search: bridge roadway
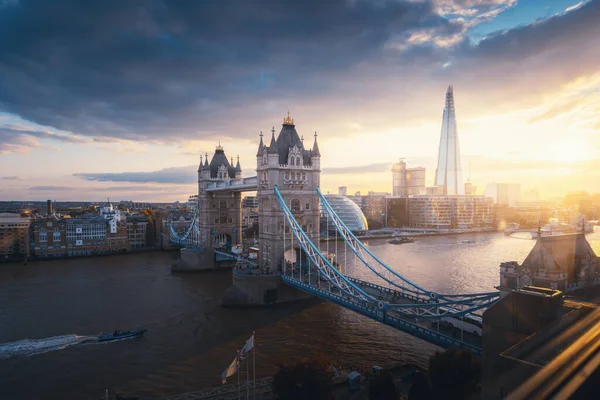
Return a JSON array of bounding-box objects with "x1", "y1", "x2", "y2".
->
[{"x1": 281, "y1": 270, "x2": 482, "y2": 354}]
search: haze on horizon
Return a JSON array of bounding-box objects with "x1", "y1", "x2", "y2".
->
[{"x1": 1, "y1": 0, "x2": 599, "y2": 202}]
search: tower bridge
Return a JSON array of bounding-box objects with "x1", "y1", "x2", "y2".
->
[{"x1": 169, "y1": 112, "x2": 500, "y2": 354}]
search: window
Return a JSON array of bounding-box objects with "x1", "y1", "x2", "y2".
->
[
  {"x1": 296, "y1": 157, "x2": 301, "y2": 166},
  {"x1": 291, "y1": 199, "x2": 301, "y2": 212},
  {"x1": 290, "y1": 157, "x2": 295, "y2": 166},
  {"x1": 219, "y1": 200, "x2": 227, "y2": 209},
  {"x1": 305, "y1": 202, "x2": 310, "y2": 210},
  {"x1": 53, "y1": 232, "x2": 61, "y2": 242}
]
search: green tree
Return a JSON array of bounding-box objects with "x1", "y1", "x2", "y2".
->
[
  {"x1": 428, "y1": 348, "x2": 481, "y2": 400},
  {"x1": 272, "y1": 356, "x2": 334, "y2": 400}
]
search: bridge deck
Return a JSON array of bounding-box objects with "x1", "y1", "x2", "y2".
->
[{"x1": 281, "y1": 272, "x2": 482, "y2": 354}]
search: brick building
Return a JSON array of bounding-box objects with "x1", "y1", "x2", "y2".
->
[{"x1": 0, "y1": 212, "x2": 30, "y2": 262}]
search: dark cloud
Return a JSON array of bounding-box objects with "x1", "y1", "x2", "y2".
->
[
  {"x1": 2, "y1": 176, "x2": 20, "y2": 180},
  {"x1": 74, "y1": 165, "x2": 197, "y2": 184},
  {"x1": 0, "y1": 0, "x2": 456, "y2": 141}
]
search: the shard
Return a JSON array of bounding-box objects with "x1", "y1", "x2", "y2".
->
[{"x1": 434, "y1": 85, "x2": 464, "y2": 195}]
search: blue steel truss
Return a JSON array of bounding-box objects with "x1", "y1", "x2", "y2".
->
[
  {"x1": 169, "y1": 197, "x2": 203, "y2": 249},
  {"x1": 318, "y1": 187, "x2": 500, "y2": 307}
]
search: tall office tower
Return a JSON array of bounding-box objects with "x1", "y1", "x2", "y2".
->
[{"x1": 434, "y1": 86, "x2": 464, "y2": 195}]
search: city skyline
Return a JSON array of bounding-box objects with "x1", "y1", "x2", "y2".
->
[{"x1": 1, "y1": 0, "x2": 599, "y2": 201}]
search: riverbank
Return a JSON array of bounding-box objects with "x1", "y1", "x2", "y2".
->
[
  {"x1": 157, "y1": 362, "x2": 424, "y2": 400},
  {"x1": 0, "y1": 248, "x2": 179, "y2": 266},
  {"x1": 320, "y1": 228, "x2": 497, "y2": 242}
]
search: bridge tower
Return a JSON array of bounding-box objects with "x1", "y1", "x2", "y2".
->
[
  {"x1": 197, "y1": 144, "x2": 243, "y2": 249},
  {"x1": 256, "y1": 112, "x2": 321, "y2": 271}
]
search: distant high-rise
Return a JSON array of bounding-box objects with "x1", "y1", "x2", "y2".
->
[{"x1": 434, "y1": 86, "x2": 464, "y2": 195}]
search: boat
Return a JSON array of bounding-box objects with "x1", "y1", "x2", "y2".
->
[
  {"x1": 461, "y1": 240, "x2": 475, "y2": 244},
  {"x1": 97, "y1": 328, "x2": 147, "y2": 342},
  {"x1": 388, "y1": 236, "x2": 414, "y2": 245}
]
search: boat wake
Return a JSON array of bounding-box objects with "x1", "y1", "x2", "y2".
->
[{"x1": 0, "y1": 334, "x2": 97, "y2": 359}]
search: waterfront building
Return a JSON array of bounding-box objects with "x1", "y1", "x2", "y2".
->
[
  {"x1": 126, "y1": 215, "x2": 149, "y2": 249},
  {"x1": 485, "y1": 183, "x2": 522, "y2": 207},
  {"x1": 386, "y1": 197, "x2": 410, "y2": 228},
  {"x1": 321, "y1": 195, "x2": 368, "y2": 234},
  {"x1": 256, "y1": 112, "x2": 321, "y2": 271},
  {"x1": 499, "y1": 230, "x2": 600, "y2": 294},
  {"x1": 391, "y1": 160, "x2": 425, "y2": 197},
  {"x1": 30, "y1": 216, "x2": 67, "y2": 258},
  {"x1": 241, "y1": 196, "x2": 259, "y2": 231},
  {"x1": 0, "y1": 211, "x2": 30, "y2": 261},
  {"x1": 66, "y1": 216, "x2": 129, "y2": 256},
  {"x1": 407, "y1": 195, "x2": 494, "y2": 229},
  {"x1": 434, "y1": 86, "x2": 464, "y2": 195},
  {"x1": 360, "y1": 191, "x2": 389, "y2": 228}
]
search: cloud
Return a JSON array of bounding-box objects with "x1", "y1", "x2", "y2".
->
[
  {"x1": 0, "y1": 0, "x2": 465, "y2": 142},
  {"x1": 2, "y1": 176, "x2": 20, "y2": 180},
  {"x1": 565, "y1": 1, "x2": 585, "y2": 13},
  {"x1": 0, "y1": 124, "x2": 87, "y2": 154},
  {"x1": 322, "y1": 163, "x2": 392, "y2": 175},
  {"x1": 30, "y1": 186, "x2": 74, "y2": 191},
  {"x1": 74, "y1": 165, "x2": 197, "y2": 184}
]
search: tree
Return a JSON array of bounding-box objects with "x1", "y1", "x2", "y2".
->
[
  {"x1": 408, "y1": 371, "x2": 432, "y2": 400},
  {"x1": 272, "y1": 356, "x2": 334, "y2": 400},
  {"x1": 368, "y1": 369, "x2": 398, "y2": 400},
  {"x1": 428, "y1": 348, "x2": 481, "y2": 400}
]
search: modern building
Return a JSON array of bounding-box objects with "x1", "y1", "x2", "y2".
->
[
  {"x1": 321, "y1": 195, "x2": 368, "y2": 234},
  {"x1": 0, "y1": 211, "x2": 30, "y2": 261},
  {"x1": 499, "y1": 231, "x2": 600, "y2": 294},
  {"x1": 391, "y1": 159, "x2": 426, "y2": 197},
  {"x1": 242, "y1": 196, "x2": 259, "y2": 231},
  {"x1": 360, "y1": 191, "x2": 389, "y2": 228},
  {"x1": 338, "y1": 186, "x2": 347, "y2": 196},
  {"x1": 242, "y1": 196, "x2": 259, "y2": 209},
  {"x1": 434, "y1": 86, "x2": 464, "y2": 195},
  {"x1": 485, "y1": 183, "x2": 522, "y2": 207},
  {"x1": 407, "y1": 195, "x2": 494, "y2": 229}
]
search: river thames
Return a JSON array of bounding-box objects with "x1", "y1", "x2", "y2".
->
[{"x1": 2, "y1": 231, "x2": 600, "y2": 399}]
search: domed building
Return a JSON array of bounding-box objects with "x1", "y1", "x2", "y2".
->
[{"x1": 321, "y1": 195, "x2": 368, "y2": 235}]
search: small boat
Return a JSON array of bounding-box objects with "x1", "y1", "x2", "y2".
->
[
  {"x1": 461, "y1": 240, "x2": 475, "y2": 244},
  {"x1": 389, "y1": 236, "x2": 414, "y2": 245},
  {"x1": 98, "y1": 329, "x2": 147, "y2": 342}
]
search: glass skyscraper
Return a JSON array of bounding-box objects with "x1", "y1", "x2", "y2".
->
[{"x1": 434, "y1": 86, "x2": 464, "y2": 195}]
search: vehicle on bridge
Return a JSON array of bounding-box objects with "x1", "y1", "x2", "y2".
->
[{"x1": 439, "y1": 306, "x2": 483, "y2": 336}]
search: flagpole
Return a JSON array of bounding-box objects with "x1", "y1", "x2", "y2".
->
[
  {"x1": 237, "y1": 351, "x2": 240, "y2": 400},
  {"x1": 253, "y1": 331, "x2": 256, "y2": 399},
  {"x1": 247, "y1": 352, "x2": 250, "y2": 399}
]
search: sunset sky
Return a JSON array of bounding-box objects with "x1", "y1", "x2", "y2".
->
[{"x1": 1, "y1": 0, "x2": 599, "y2": 201}]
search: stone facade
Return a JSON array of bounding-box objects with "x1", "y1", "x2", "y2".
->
[
  {"x1": 0, "y1": 212, "x2": 30, "y2": 261},
  {"x1": 30, "y1": 217, "x2": 67, "y2": 258},
  {"x1": 197, "y1": 145, "x2": 243, "y2": 250},
  {"x1": 256, "y1": 114, "x2": 321, "y2": 272}
]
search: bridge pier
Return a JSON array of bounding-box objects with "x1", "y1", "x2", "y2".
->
[
  {"x1": 221, "y1": 271, "x2": 312, "y2": 307},
  {"x1": 171, "y1": 248, "x2": 236, "y2": 272}
]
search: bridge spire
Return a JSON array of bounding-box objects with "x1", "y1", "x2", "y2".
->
[
  {"x1": 312, "y1": 131, "x2": 321, "y2": 156},
  {"x1": 268, "y1": 127, "x2": 278, "y2": 153},
  {"x1": 204, "y1": 153, "x2": 209, "y2": 167},
  {"x1": 256, "y1": 131, "x2": 264, "y2": 156}
]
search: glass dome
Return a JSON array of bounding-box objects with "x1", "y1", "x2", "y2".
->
[{"x1": 321, "y1": 195, "x2": 368, "y2": 234}]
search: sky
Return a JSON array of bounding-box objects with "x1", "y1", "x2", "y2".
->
[{"x1": 0, "y1": 0, "x2": 599, "y2": 202}]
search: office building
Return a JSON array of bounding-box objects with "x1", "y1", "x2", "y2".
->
[
  {"x1": 434, "y1": 86, "x2": 464, "y2": 195},
  {"x1": 391, "y1": 159, "x2": 426, "y2": 197},
  {"x1": 338, "y1": 186, "x2": 348, "y2": 196},
  {"x1": 408, "y1": 195, "x2": 494, "y2": 229},
  {"x1": 321, "y1": 195, "x2": 368, "y2": 234},
  {"x1": 485, "y1": 183, "x2": 522, "y2": 207}
]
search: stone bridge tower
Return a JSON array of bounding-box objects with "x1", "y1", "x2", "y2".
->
[
  {"x1": 197, "y1": 144, "x2": 243, "y2": 249},
  {"x1": 256, "y1": 113, "x2": 321, "y2": 271}
]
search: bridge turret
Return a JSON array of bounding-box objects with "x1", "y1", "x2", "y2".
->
[
  {"x1": 267, "y1": 127, "x2": 279, "y2": 167},
  {"x1": 235, "y1": 155, "x2": 242, "y2": 178},
  {"x1": 311, "y1": 131, "x2": 321, "y2": 170}
]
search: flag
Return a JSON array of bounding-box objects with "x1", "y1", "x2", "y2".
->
[
  {"x1": 221, "y1": 354, "x2": 239, "y2": 384},
  {"x1": 239, "y1": 333, "x2": 254, "y2": 361}
]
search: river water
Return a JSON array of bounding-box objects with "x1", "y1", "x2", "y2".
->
[{"x1": 2, "y1": 231, "x2": 600, "y2": 399}]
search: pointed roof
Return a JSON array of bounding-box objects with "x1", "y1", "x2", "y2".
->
[
  {"x1": 208, "y1": 145, "x2": 236, "y2": 178},
  {"x1": 256, "y1": 131, "x2": 264, "y2": 156},
  {"x1": 268, "y1": 127, "x2": 278, "y2": 154},
  {"x1": 235, "y1": 155, "x2": 242, "y2": 172},
  {"x1": 521, "y1": 233, "x2": 598, "y2": 276},
  {"x1": 312, "y1": 131, "x2": 321, "y2": 157},
  {"x1": 197, "y1": 155, "x2": 204, "y2": 172}
]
